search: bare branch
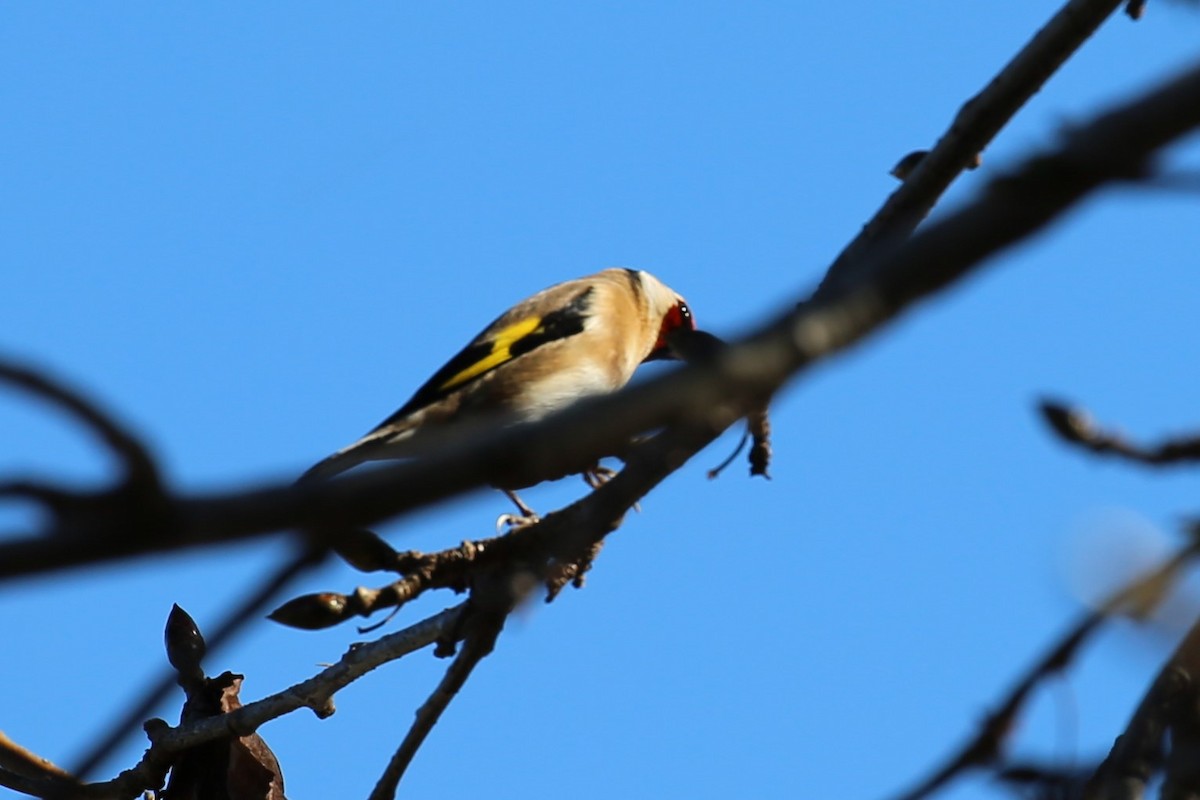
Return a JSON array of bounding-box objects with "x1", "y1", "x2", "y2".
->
[
  {"x1": 888, "y1": 539, "x2": 1200, "y2": 800},
  {"x1": 0, "y1": 361, "x2": 159, "y2": 487},
  {"x1": 0, "y1": 6, "x2": 1189, "y2": 798},
  {"x1": 0, "y1": 730, "x2": 76, "y2": 798},
  {"x1": 1085, "y1": 662, "x2": 1189, "y2": 798},
  {"x1": 368, "y1": 576, "x2": 515, "y2": 800},
  {"x1": 1040, "y1": 399, "x2": 1200, "y2": 466},
  {"x1": 1162, "y1": 687, "x2": 1200, "y2": 800},
  {"x1": 0, "y1": 769, "x2": 70, "y2": 799},
  {"x1": 70, "y1": 604, "x2": 464, "y2": 799},
  {"x1": 2, "y1": 57, "x2": 1199, "y2": 586},
  {"x1": 819, "y1": 0, "x2": 1130, "y2": 295},
  {"x1": 668, "y1": 329, "x2": 773, "y2": 480},
  {"x1": 0, "y1": 360, "x2": 172, "y2": 547},
  {"x1": 368, "y1": 618, "x2": 502, "y2": 800},
  {"x1": 1084, "y1": 536, "x2": 1200, "y2": 799}
]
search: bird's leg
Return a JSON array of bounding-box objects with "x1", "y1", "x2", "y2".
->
[
  {"x1": 583, "y1": 462, "x2": 614, "y2": 489},
  {"x1": 582, "y1": 464, "x2": 618, "y2": 489},
  {"x1": 581, "y1": 464, "x2": 640, "y2": 512},
  {"x1": 496, "y1": 489, "x2": 540, "y2": 532},
  {"x1": 505, "y1": 489, "x2": 537, "y2": 517}
]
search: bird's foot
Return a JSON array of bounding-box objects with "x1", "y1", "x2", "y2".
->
[
  {"x1": 496, "y1": 511, "x2": 541, "y2": 533},
  {"x1": 499, "y1": 490, "x2": 540, "y2": 532},
  {"x1": 582, "y1": 465, "x2": 618, "y2": 488},
  {"x1": 582, "y1": 465, "x2": 640, "y2": 512}
]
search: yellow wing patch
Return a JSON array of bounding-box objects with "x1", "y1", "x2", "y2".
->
[{"x1": 438, "y1": 316, "x2": 543, "y2": 391}]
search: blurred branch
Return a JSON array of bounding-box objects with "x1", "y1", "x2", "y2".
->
[
  {"x1": 0, "y1": 361, "x2": 170, "y2": 543},
  {"x1": 0, "y1": 4, "x2": 1187, "y2": 797},
  {"x1": 4, "y1": 51, "x2": 1200, "y2": 796},
  {"x1": 1083, "y1": 652, "x2": 1188, "y2": 798},
  {"x1": 65, "y1": 459, "x2": 657, "y2": 796},
  {"x1": 1083, "y1": 544, "x2": 1200, "y2": 798},
  {"x1": 1040, "y1": 399, "x2": 1200, "y2": 466},
  {"x1": 0, "y1": 731, "x2": 74, "y2": 797},
  {"x1": 995, "y1": 761, "x2": 1098, "y2": 798},
  {"x1": 818, "y1": 0, "x2": 1131, "y2": 295},
  {"x1": 0, "y1": 57, "x2": 1199, "y2": 584},
  {"x1": 0, "y1": 769, "x2": 57, "y2": 799},
  {"x1": 0, "y1": 361, "x2": 159, "y2": 487},
  {"x1": 667, "y1": 330, "x2": 773, "y2": 480},
  {"x1": 887, "y1": 537, "x2": 1200, "y2": 800}
]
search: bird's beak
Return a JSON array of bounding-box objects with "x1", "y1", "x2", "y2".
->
[
  {"x1": 643, "y1": 345, "x2": 676, "y2": 362},
  {"x1": 663, "y1": 328, "x2": 726, "y2": 363}
]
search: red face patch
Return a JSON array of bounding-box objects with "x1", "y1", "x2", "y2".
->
[{"x1": 652, "y1": 301, "x2": 696, "y2": 354}]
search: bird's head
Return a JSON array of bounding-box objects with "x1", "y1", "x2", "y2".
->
[{"x1": 638, "y1": 272, "x2": 695, "y2": 362}]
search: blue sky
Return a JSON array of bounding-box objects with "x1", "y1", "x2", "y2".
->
[{"x1": 2, "y1": 3, "x2": 1200, "y2": 799}]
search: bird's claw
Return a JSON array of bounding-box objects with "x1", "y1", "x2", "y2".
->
[
  {"x1": 583, "y1": 465, "x2": 618, "y2": 489},
  {"x1": 582, "y1": 465, "x2": 640, "y2": 512},
  {"x1": 496, "y1": 512, "x2": 541, "y2": 533}
]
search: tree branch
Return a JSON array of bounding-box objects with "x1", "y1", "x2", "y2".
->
[
  {"x1": 0, "y1": 7, "x2": 1189, "y2": 798},
  {"x1": 0, "y1": 731, "x2": 74, "y2": 797},
  {"x1": 1084, "y1": 641, "x2": 1197, "y2": 799},
  {"x1": 0, "y1": 361, "x2": 170, "y2": 546},
  {"x1": 368, "y1": 575, "x2": 515, "y2": 800},
  {"x1": 818, "y1": 0, "x2": 1130, "y2": 295},
  {"x1": 887, "y1": 537, "x2": 1200, "y2": 800},
  {"x1": 71, "y1": 545, "x2": 328, "y2": 782},
  {"x1": 61, "y1": 604, "x2": 466, "y2": 799},
  {"x1": 0, "y1": 361, "x2": 159, "y2": 487},
  {"x1": 1040, "y1": 399, "x2": 1200, "y2": 466},
  {"x1": 2, "y1": 57, "x2": 1200, "y2": 586}
]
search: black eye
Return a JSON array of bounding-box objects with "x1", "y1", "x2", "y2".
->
[{"x1": 677, "y1": 303, "x2": 693, "y2": 327}]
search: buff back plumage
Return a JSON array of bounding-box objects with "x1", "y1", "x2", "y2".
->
[{"x1": 299, "y1": 268, "x2": 692, "y2": 485}]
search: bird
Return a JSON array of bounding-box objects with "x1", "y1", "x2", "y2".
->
[{"x1": 299, "y1": 268, "x2": 695, "y2": 520}]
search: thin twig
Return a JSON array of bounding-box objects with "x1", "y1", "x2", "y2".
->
[
  {"x1": 0, "y1": 730, "x2": 76, "y2": 797},
  {"x1": 1040, "y1": 399, "x2": 1200, "y2": 466},
  {"x1": 818, "y1": 0, "x2": 1128, "y2": 296},
  {"x1": 0, "y1": 360, "x2": 172, "y2": 548},
  {"x1": 666, "y1": 329, "x2": 773, "y2": 480},
  {"x1": 0, "y1": 9, "x2": 1186, "y2": 798},
  {"x1": 0, "y1": 767, "x2": 63, "y2": 799},
  {"x1": 368, "y1": 602, "x2": 508, "y2": 800},
  {"x1": 887, "y1": 539, "x2": 1200, "y2": 800},
  {"x1": 2, "y1": 57, "x2": 1199, "y2": 584},
  {"x1": 0, "y1": 730, "x2": 73, "y2": 783},
  {"x1": 269, "y1": 539, "x2": 484, "y2": 630},
  {"x1": 0, "y1": 361, "x2": 160, "y2": 487},
  {"x1": 705, "y1": 429, "x2": 749, "y2": 479},
  {"x1": 77, "y1": 604, "x2": 465, "y2": 799},
  {"x1": 1084, "y1": 555, "x2": 1200, "y2": 798}
]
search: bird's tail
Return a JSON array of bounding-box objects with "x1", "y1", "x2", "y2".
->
[
  {"x1": 296, "y1": 445, "x2": 366, "y2": 484},
  {"x1": 296, "y1": 421, "x2": 420, "y2": 484}
]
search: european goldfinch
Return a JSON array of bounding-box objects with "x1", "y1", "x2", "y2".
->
[{"x1": 300, "y1": 268, "x2": 695, "y2": 511}]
